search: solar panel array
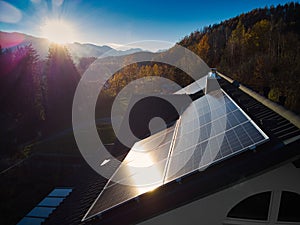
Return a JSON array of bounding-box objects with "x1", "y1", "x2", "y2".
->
[
  {"x1": 165, "y1": 90, "x2": 268, "y2": 182},
  {"x1": 83, "y1": 84, "x2": 269, "y2": 220},
  {"x1": 85, "y1": 125, "x2": 176, "y2": 218}
]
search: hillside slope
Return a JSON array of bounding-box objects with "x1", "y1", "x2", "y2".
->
[{"x1": 179, "y1": 2, "x2": 300, "y2": 113}]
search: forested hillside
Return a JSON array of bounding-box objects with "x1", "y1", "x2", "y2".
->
[
  {"x1": 0, "y1": 2, "x2": 299, "y2": 161},
  {"x1": 93, "y1": 2, "x2": 300, "y2": 113},
  {"x1": 179, "y1": 2, "x2": 300, "y2": 112}
]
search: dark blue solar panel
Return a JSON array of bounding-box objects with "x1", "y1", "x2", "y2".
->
[
  {"x1": 83, "y1": 88, "x2": 269, "y2": 220},
  {"x1": 165, "y1": 90, "x2": 268, "y2": 182}
]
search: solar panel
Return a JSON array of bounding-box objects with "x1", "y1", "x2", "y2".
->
[
  {"x1": 175, "y1": 77, "x2": 206, "y2": 95},
  {"x1": 83, "y1": 83, "x2": 269, "y2": 221},
  {"x1": 84, "y1": 125, "x2": 176, "y2": 219},
  {"x1": 165, "y1": 90, "x2": 268, "y2": 182}
]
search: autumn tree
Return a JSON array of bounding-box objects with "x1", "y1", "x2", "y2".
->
[
  {"x1": 179, "y1": 2, "x2": 300, "y2": 113},
  {"x1": 196, "y1": 34, "x2": 210, "y2": 62}
]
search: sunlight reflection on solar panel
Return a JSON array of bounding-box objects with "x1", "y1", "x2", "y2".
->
[
  {"x1": 83, "y1": 83, "x2": 269, "y2": 221},
  {"x1": 84, "y1": 125, "x2": 176, "y2": 219}
]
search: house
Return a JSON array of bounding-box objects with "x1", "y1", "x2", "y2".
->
[{"x1": 8, "y1": 72, "x2": 300, "y2": 225}]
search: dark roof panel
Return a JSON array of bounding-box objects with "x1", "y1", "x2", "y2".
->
[{"x1": 4, "y1": 76, "x2": 299, "y2": 225}]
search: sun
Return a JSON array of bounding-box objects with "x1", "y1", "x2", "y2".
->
[{"x1": 41, "y1": 19, "x2": 77, "y2": 44}]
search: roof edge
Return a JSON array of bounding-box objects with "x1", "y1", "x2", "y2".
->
[{"x1": 217, "y1": 72, "x2": 300, "y2": 129}]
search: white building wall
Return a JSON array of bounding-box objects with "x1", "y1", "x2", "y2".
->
[{"x1": 139, "y1": 162, "x2": 300, "y2": 225}]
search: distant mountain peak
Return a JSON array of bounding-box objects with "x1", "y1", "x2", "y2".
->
[{"x1": 0, "y1": 31, "x2": 143, "y2": 63}]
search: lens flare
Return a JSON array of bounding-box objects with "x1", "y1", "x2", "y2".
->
[{"x1": 40, "y1": 19, "x2": 77, "y2": 44}]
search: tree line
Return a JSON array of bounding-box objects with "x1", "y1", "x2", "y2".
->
[
  {"x1": 0, "y1": 44, "x2": 80, "y2": 156},
  {"x1": 91, "y1": 2, "x2": 300, "y2": 113},
  {"x1": 179, "y1": 2, "x2": 300, "y2": 113},
  {"x1": 1, "y1": 2, "x2": 299, "y2": 157}
]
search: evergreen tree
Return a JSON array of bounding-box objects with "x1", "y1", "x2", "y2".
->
[
  {"x1": 0, "y1": 44, "x2": 43, "y2": 153},
  {"x1": 45, "y1": 44, "x2": 80, "y2": 133}
]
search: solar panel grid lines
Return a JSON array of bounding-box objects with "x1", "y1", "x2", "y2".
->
[
  {"x1": 175, "y1": 77, "x2": 207, "y2": 95},
  {"x1": 222, "y1": 90, "x2": 269, "y2": 140},
  {"x1": 163, "y1": 116, "x2": 182, "y2": 185},
  {"x1": 154, "y1": 89, "x2": 267, "y2": 182},
  {"x1": 83, "y1": 85, "x2": 269, "y2": 221},
  {"x1": 128, "y1": 125, "x2": 174, "y2": 158},
  {"x1": 166, "y1": 124, "x2": 268, "y2": 182},
  {"x1": 82, "y1": 124, "x2": 177, "y2": 220},
  {"x1": 105, "y1": 125, "x2": 176, "y2": 189}
]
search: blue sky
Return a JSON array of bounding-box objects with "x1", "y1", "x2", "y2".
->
[{"x1": 0, "y1": 0, "x2": 295, "y2": 50}]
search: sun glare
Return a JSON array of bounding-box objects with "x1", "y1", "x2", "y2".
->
[
  {"x1": 125, "y1": 150, "x2": 162, "y2": 195},
  {"x1": 41, "y1": 19, "x2": 77, "y2": 44}
]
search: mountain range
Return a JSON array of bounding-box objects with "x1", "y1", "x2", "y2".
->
[{"x1": 0, "y1": 31, "x2": 143, "y2": 63}]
